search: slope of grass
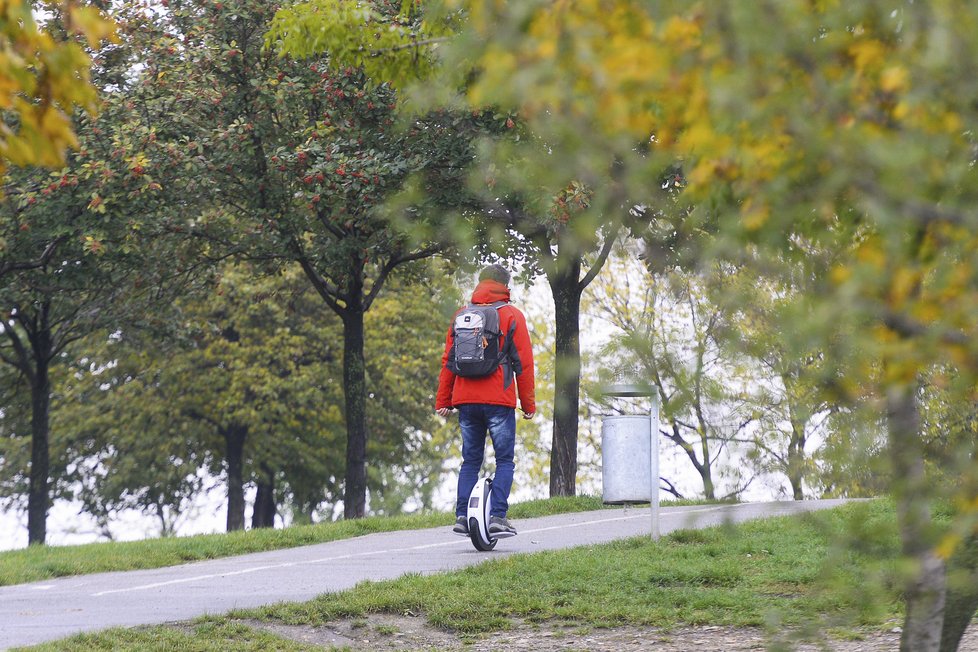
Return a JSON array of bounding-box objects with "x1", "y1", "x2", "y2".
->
[
  {"x1": 247, "y1": 500, "x2": 902, "y2": 634},
  {"x1": 24, "y1": 500, "x2": 903, "y2": 652}
]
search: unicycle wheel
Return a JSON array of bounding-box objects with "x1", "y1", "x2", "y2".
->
[
  {"x1": 469, "y1": 517, "x2": 497, "y2": 551},
  {"x1": 466, "y1": 477, "x2": 498, "y2": 551}
]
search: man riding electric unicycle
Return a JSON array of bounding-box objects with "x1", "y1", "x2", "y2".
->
[{"x1": 435, "y1": 265, "x2": 536, "y2": 551}]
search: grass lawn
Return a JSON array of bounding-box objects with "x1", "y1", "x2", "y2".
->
[{"x1": 20, "y1": 500, "x2": 908, "y2": 652}]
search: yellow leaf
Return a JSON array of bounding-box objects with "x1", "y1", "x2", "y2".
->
[
  {"x1": 855, "y1": 240, "x2": 886, "y2": 270},
  {"x1": 830, "y1": 264, "x2": 852, "y2": 285},
  {"x1": 935, "y1": 532, "x2": 962, "y2": 561},
  {"x1": 879, "y1": 65, "x2": 908, "y2": 93},
  {"x1": 892, "y1": 101, "x2": 909, "y2": 121},
  {"x1": 662, "y1": 15, "x2": 701, "y2": 50},
  {"x1": 741, "y1": 200, "x2": 770, "y2": 231},
  {"x1": 888, "y1": 267, "x2": 919, "y2": 307},
  {"x1": 68, "y1": 5, "x2": 119, "y2": 49},
  {"x1": 848, "y1": 39, "x2": 886, "y2": 72}
]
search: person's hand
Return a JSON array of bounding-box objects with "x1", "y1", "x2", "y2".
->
[
  {"x1": 522, "y1": 410, "x2": 536, "y2": 420},
  {"x1": 436, "y1": 407, "x2": 453, "y2": 418}
]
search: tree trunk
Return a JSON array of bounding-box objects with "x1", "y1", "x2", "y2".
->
[
  {"x1": 787, "y1": 422, "x2": 806, "y2": 501},
  {"x1": 667, "y1": 420, "x2": 715, "y2": 499},
  {"x1": 692, "y1": 329, "x2": 716, "y2": 501},
  {"x1": 698, "y1": 430, "x2": 716, "y2": 501},
  {"x1": 26, "y1": 303, "x2": 54, "y2": 547},
  {"x1": 548, "y1": 260, "x2": 582, "y2": 497},
  {"x1": 787, "y1": 400, "x2": 809, "y2": 501},
  {"x1": 940, "y1": 534, "x2": 978, "y2": 652},
  {"x1": 252, "y1": 465, "x2": 276, "y2": 529},
  {"x1": 27, "y1": 355, "x2": 52, "y2": 546},
  {"x1": 342, "y1": 308, "x2": 368, "y2": 518},
  {"x1": 887, "y1": 382, "x2": 946, "y2": 652},
  {"x1": 224, "y1": 423, "x2": 247, "y2": 532}
]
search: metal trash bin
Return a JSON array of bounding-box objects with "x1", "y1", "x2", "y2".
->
[
  {"x1": 602, "y1": 415, "x2": 654, "y2": 504},
  {"x1": 600, "y1": 381, "x2": 660, "y2": 539}
]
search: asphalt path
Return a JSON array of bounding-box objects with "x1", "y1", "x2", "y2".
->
[{"x1": 0, "y1": 499, "x2": 850, "y2": 650}]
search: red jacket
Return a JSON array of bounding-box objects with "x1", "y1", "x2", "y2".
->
[{"x1": 436, "y1": 280, "x2": 536, "y2": 413}]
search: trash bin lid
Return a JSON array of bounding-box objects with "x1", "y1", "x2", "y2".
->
[{"x1": 602, "y1": 383, "x2": 654, "y2": 397}]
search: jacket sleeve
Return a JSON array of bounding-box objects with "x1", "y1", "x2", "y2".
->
[
  {"x1": 511, "y1": 308, "x2": 536, "y2": 414},
  {"x1": 435, "y1": 322, "x2": 456, "y2": 410}
]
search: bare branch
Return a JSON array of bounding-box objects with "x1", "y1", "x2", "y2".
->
[
  {"x1": 719, "y1": 475, "x2": 755, "y2": 501},
  {"x1": 578, "y1": 221, "x2": 622, "y2": 292},
  {"x1": 659, "y1": 476, "x2": 684, "y2": 499},
  {"x1": 363, "y1": 243, "x2": 444, "y2": 312},
  {"x1": 367, "y1": 36, "x2": 450, "y2": 56},
  {"x1": 728, "y1": 435, "x2": 787, "y2": 466},
  {"x1": 296, "y1": 255, "x2": 342, "y2": 314},
  {"x1": 883, "y1": 309, "x2": 970, "y2": 347},
  {"x1": 0, "y1": 235, "x2": 68, "y2": 279},
  {"x1": 2, "y1": 320, "x2": 34, "y2": 382}
]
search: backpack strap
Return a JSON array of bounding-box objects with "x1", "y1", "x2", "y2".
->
[
  {"x1": 490, "y1": 304, "x2": 524, "y2": 391},
  {"x1": 501, "y1": 319, "x2": 519, "y2": 390}
]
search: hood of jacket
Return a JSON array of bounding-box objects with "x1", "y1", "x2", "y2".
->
[{"x1": 470, "y1": 279, "x2": 511, "y2": 304}]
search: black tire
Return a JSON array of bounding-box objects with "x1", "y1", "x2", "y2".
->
[{"x1": 469, "y1": 517, "x2": 497, "y2": 551}]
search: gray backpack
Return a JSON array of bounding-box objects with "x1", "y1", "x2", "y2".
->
[{"x1": 446, "y1": 302, "x2": 518, "y2": 383}]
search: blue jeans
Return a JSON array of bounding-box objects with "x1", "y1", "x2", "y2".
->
[{"x1": 455, "y1": 404, "x2": 516, "y2": 519}]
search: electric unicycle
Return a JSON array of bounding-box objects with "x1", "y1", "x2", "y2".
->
[{"x1": 464, "y1": 476, "x2": 516, "y2": 551}]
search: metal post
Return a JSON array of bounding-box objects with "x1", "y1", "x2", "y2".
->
[{"x1": 650, "y1": 389, "x2": 660, "y2": 541}]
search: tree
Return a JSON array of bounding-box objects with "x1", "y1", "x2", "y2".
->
[
  {"x1": 723, "y1": 268, "x2": 841, "y2": 501},
  {"x1": 63, "y1": 350, "x2": 209, "y2": 538},
  {"x1": 0, "y1": 6, "x2": 207, "y2": 543},
  {"x1": 492, "y1": 183, "x2": 626, "y2": 498},
  {"x1": 64, "y1": 263, "x2": 346, "y2": 532},
  {"x1": 0, "y1": 164, "x2": 191, "y2": 545},
  {"x1": 816, "y1": 407, "x2": 889, "y2": 499},
  {"x1": 0, "y1": 161, "x2": 198, "y2": 545}
]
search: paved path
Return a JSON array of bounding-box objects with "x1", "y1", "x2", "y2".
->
[{"x1": 0, "y1": 499, "x2": 849, "y2": 649}]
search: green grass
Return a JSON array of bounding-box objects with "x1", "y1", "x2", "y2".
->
[
  {"x1": 24, "y1": 500, "x2": 904, "y2": 652},
  {"x1": 242, "y1": 500, "x2": 902, "y2": 634},
  {"x1": 0, "y1": 495, "x2": 612, "y2": 587},
  {"x1": 19, "y1": 621, "x2": 320, "y2": 652}
]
